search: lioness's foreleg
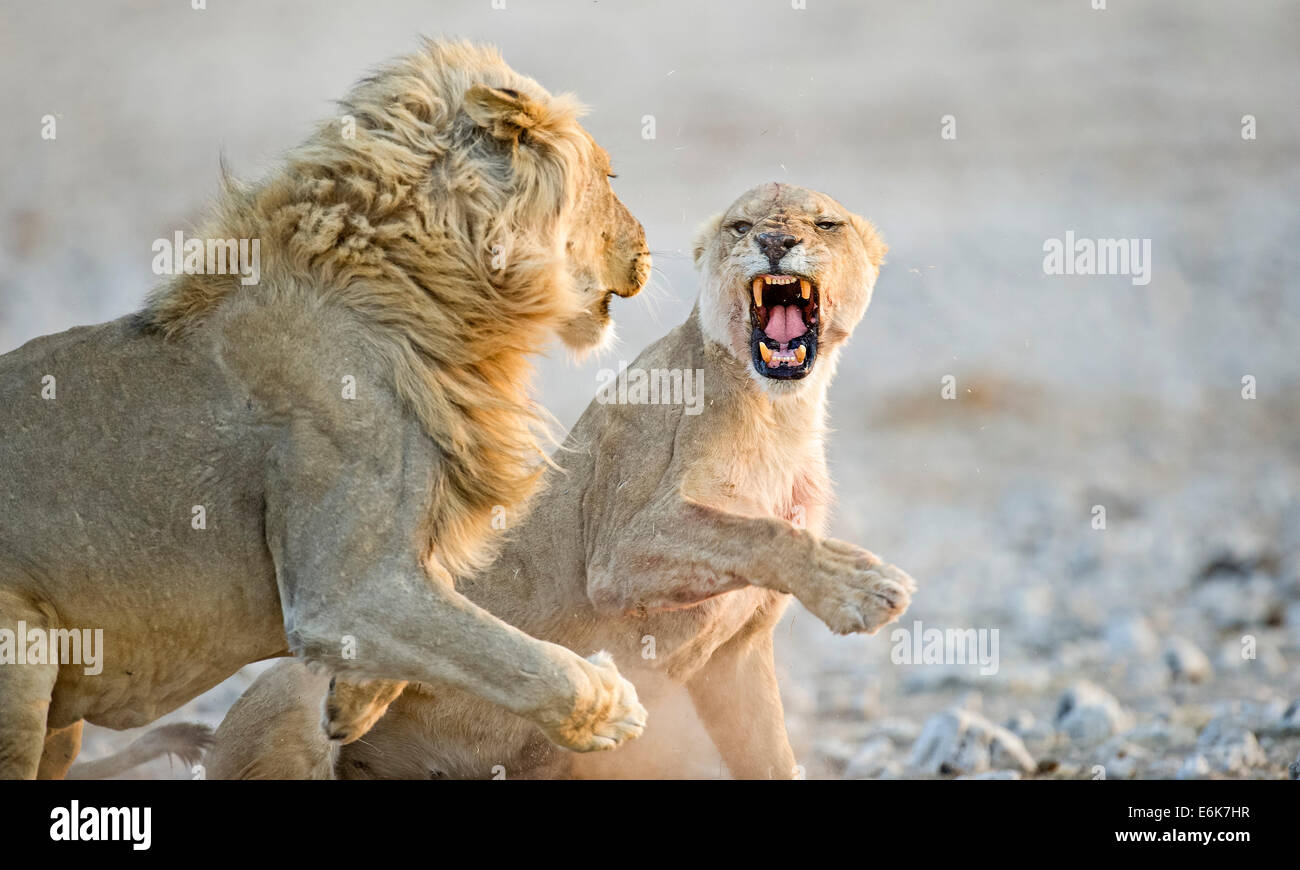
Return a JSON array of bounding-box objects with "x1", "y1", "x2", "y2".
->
[
  {"x1": 687, "y1": 627, "x2": 796, "y2": 779},
  {"x1": 589, "y1": 492, "x2": 915, "y2": 635},
  {"x1": 320, "y1": 677, "x2": 406, "y2": 744},
  {"x1": 206, "y1": 660, "x2": 338, "y2": 779},
  {"x1": 267, "y1": 423, "x2": 645, "y2": 753},
  {"x1": 0, "y1": 593, "x2": 59, "y2": 779}
]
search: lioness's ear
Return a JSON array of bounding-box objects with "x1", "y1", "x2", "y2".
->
[
  {"x1": 849, "y1": 214, "x2": 888, "y2": 268},
  {"x1": 691, "y1": 212, "x2": 725, "y2": 270},
  {"x1": 463, "y1": 84, "x2": 548, "y2": 142}
]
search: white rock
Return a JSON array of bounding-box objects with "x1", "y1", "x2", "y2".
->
[
  {"x1": 1004, "y1": 710, "x2": 1036, "y2": 735},
  {"x1": 1286, "y1": 601, "x2": 1300, "y2": 644},
  {"x1": 957, "y1": 770, "x2": 1022, "y2": 780},
  {"x1": 991, "y1": 731, "x2": 1037, "y2": 772},
  {"x1": 1095, "y1": 738, "x2": 1150, "y2": 780},
  {"x1": 1104, "y1": 614, "x2": 1159, "y2": 658},
  {"x1": 1193, "y1": 576, "x2": 1281, "y2": 629},
  {"x1": 1176, "y1": 754, "x2": 1212, "y2": 780},
  {"x1": 1122, "y1": 719, "x2": 1197, "y2": 749},
  {"x1": 1281, "y1": 700, "x2": 1300, "y2": 736},
  {"x1": 1163, "y1": 636, "x2": 1212, "y2": 683},
  {"x1": 1004, "y1": 710, "x2": 1060, "y2": 754},
  {"x1": 1054, "y1": 681, "x2": 1133, "y2": 742},
  {"x1": 1206, "y1": 699, "x2": 1288, "y2": 737},
  {"x1": 1195, "y1": 720, "x2": 1267, "y2": 774},
  {"x1": 844, "y1": 736, "x2": 895, "y2": 779},
  {"x1": 908, "y1": 708, "x2": 1036, "y2": 776},
  {"x1": 861, "y1": 716, "x2": 922, "y2": 745}
]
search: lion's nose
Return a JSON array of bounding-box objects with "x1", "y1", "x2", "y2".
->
[
  {"x1": 612, "y1": 251, "x2": 651, "y2": 298},
  {"x1": 755, "y1": 232, "x2": 800, "y2": 270}
]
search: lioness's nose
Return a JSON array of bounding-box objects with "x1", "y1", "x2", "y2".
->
[{"x1": 756, "y1": 232, "x2": 800, "y2": 269}]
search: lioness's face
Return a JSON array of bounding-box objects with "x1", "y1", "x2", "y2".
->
[
  {"x1": 694, "y1": 183, "x2": 886, "y2": 392},
  {"x1": 556, "y1": 142, "x2": 652, "y2": 352}
]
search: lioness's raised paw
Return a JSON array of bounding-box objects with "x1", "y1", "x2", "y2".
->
[
  {"x1": 803, "y1": 540, "x2": 918, "y2": 635},
  {"x1": 534, "y1": 651, "x2": 647, "y2": 753},
  {"x1": 320, "y1": 677, "x2": 407, "y2": 744}
]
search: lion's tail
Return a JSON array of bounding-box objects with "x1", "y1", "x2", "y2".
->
[{"x1": 66, "y1": 722, "x2": 214, "y2": 780}]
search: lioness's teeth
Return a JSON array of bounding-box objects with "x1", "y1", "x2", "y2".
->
[
  {"x1": 752, "y1": 278, "x2": 764, "y2": 308},
  {"x1": 800, "y1": 279, "x2": 811, "y2": 299},
  {"x1": 795, "y1": 345, "x2": 807, "y2": 364},
  {"x1": 759, "y1": 341, "x2": 772, "y2": 364}
]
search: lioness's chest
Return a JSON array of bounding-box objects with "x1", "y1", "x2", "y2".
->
[
  {"x1": 694, "y1": 431, "x2": 830, "y2": 532},
  {"x1": 632, "y1": 436, "x2": 827, "y2": 680}
]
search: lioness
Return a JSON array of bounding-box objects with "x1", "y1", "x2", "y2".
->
[
  {"x1": 205, "y1": 183, "x2": 915, "y2": 779},
  {"x1": 0, "y1": 41, "x2": 652, "y2": 779}
]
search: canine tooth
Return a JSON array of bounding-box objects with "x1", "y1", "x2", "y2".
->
[
  {"x1": 795, "y1": 345, "x2": 807, "y2": 364},
  {"x1": 759, "y1": 341, "x2": 772, "y2": 364},
  {"x1": 752, "y1": 278, "x2": 764, "y2": 308},
  {"x1": 800, "y1": 279, "x2": 811, "y2": 299}
]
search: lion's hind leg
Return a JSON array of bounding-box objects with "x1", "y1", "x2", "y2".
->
[
  {"x1": 37, "y1": 720, "x2": 84, "y2": 779},
  {"x1": 0, "y1": 592, "x2": 60, "y2": 779}
]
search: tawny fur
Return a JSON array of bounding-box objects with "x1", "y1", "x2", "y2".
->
[
  {"x1": 204, "y1": 185, "x2": 917, "y2": 780},
  {"x1": 0, "y1": 40, "x2": 650, "y2": 780}
]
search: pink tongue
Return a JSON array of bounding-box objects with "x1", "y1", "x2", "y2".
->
[{"x1": 764, "y1": 304, "x2": 807, "y2": 344}]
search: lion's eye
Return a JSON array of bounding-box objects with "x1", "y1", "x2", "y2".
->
[
  {"x1": 730, "y1": 222, "x2": 753, "y2": 235},
  {"x1": 816, "y1": 220, "x2": 840, "y2": 230}
]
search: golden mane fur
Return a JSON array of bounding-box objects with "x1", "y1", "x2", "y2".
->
[{"x1": 144, "y1": 40, "x2": 604, "y2": 576}]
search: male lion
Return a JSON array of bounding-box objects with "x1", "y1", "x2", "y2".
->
[
  {"x1": 0, "y1": 40, "x2": 652, "y2": 780},
  {"x1": 204, "y1": 183, "x2": 916, "y2": 779}
]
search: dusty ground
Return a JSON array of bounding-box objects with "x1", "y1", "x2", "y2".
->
[{"x1": 2, "y1": 0, "x2": 1297, "y2": 778}]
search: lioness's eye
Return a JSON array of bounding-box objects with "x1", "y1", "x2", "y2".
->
[
  {"x1": 606, "y1": 173, "x2": 618, "y2": 179},
  {"x1": 816, "y1": 220, "x2": 840, "y2": 230},
  {"x1": 730, "y1": 222, "x2": 752, "y2": 235}
]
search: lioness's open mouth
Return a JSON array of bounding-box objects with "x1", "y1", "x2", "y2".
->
[{"x1": 748, "y1": 273, "x2": 819, "y2": 379}]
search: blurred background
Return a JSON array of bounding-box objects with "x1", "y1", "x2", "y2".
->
[{"x1": 3, "y1": 0, "x2": 1298, "y2": 778}]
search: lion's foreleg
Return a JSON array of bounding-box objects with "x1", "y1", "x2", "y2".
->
[
  {"x1": 282, "y1": 562, "x2": 648, "y2": 754},
  {"x1": 266, "y1": 421, "x2": 645, "y2": 754}
]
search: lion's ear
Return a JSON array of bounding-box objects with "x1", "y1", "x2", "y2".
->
[
  {"x1": 849, "y1": 214, "x2": 888, "y2": 268},
  {"x1": 691, "y1": 213, "x2": 725, "y2": 270},
  {"x1": 463, "y1": 84, "x2": 549, "y2": 142}
]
